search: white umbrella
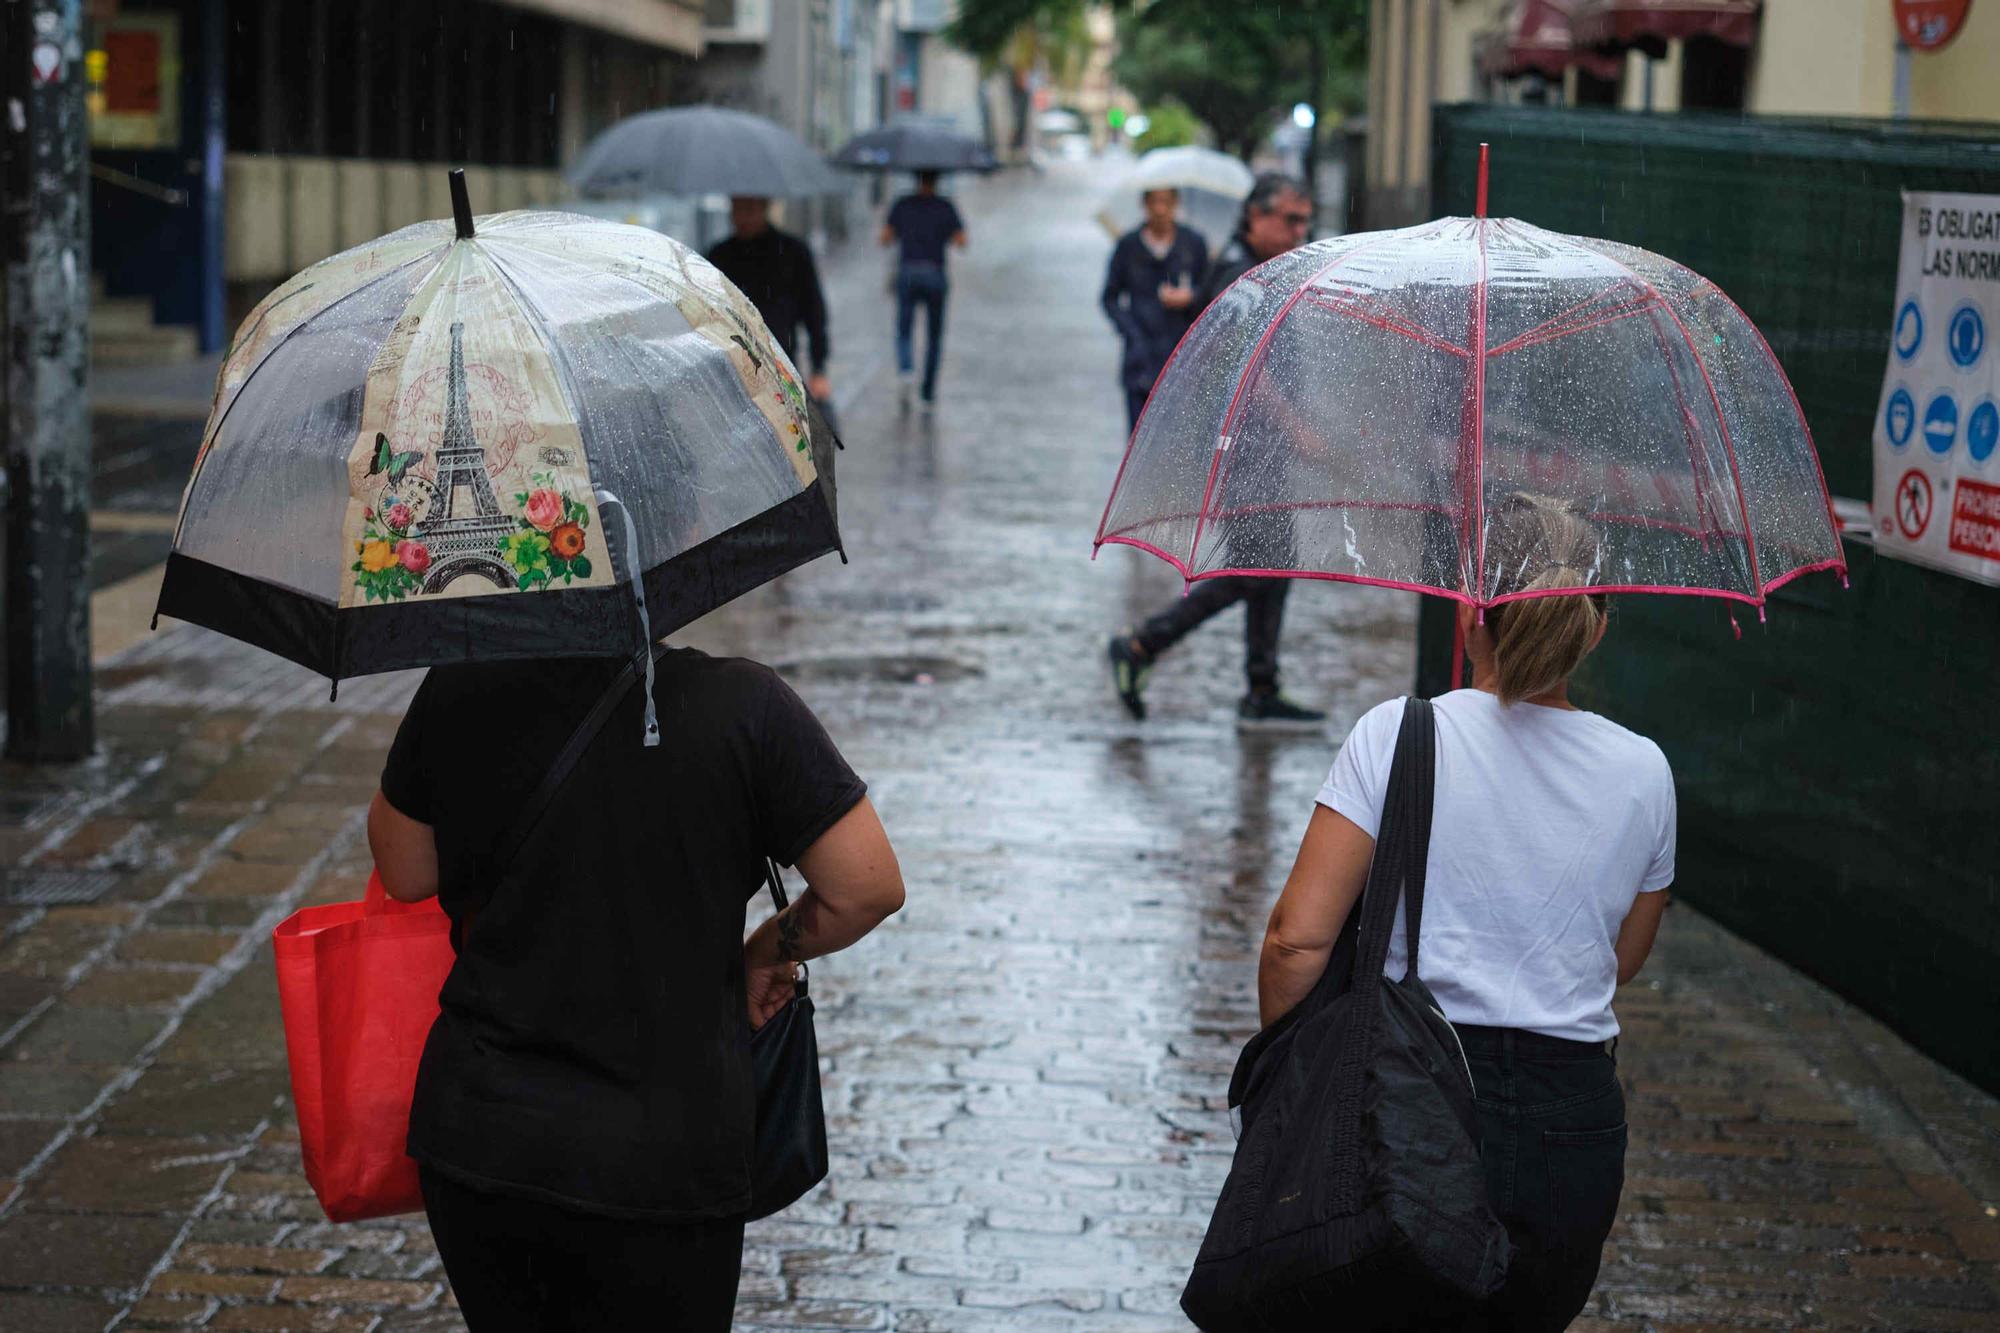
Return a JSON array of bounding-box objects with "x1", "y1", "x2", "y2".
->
[{"x1": 1096, "y1": 146, "x2": 1257, "y2": 246}]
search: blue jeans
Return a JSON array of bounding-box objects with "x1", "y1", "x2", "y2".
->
[{"x1": 896, "y1": 265, "x2": 949, "y2": 400}]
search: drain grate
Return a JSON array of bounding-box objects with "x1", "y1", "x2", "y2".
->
[{"x1": 3, "y1": 869, "x2": 119, "y2": 906}]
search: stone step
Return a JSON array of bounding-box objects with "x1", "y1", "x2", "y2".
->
[{"x1": 91, "y1": 322, "x2": 201, "y2": 367}]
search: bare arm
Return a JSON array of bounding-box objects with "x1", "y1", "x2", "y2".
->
[
  {"x1": 744, "y1": 799, "x2": 903, "y2": 1025},
  {"x1": 1614, "y1": 891, "x2": 1670, "y2": 985},
  {"x1": 367, "y1": 791, "x2": 439, "y2": 903},
  {"x1": 1258, "y1": 805, "x2": 1375, "y2": 1026},
  {"x1": 950, "y1": 229, "x2": 968, "y2": 249},
  {"x1": 878, "y1": 223, "x2": 896, "y2": 246}
]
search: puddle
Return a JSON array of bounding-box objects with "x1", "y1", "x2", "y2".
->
[{"x1": 776, "y1": 654, "x2": 983, "y2": 685}]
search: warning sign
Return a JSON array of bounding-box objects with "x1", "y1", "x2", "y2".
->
[
  {"x1": 1949, "y1": 476, "x2": 2000, "y2": 563},
  {"x1": 1873, "y1": 192, "x2": 2000, "y2": 586}
]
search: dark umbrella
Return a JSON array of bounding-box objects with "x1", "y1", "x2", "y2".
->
[
  {"x1": 832, "y1": 123, "x2": 997, "y2": 174},
  {"x1": 570, "y1": 104, "x2": 844, "y2": 198}
]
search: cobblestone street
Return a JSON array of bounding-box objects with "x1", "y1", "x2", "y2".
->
[{"x1": 2, "y1": 163, "x2": 1997, "y2": 1331}]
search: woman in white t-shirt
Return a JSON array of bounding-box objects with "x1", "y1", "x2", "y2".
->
[{"x1": 1259, "y1": 494, "x2": 1674, "y2": 1331}]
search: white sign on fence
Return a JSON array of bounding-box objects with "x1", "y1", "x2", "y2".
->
[{"x1": 1873, "y1": 191, "x2": 2000, "y2": 585}]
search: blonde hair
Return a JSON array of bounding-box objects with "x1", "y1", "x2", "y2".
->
[{"x1": 1483, "y1": 495, "x2": 1607, "y2": 706}]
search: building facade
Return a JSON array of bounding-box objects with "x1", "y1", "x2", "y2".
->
[
  {"x1": 89, "y1": 0, "x2": 704, "y2": 358},
  {"x1": 1366, "y1": 0, "x2": 2000, "y2": 228}
]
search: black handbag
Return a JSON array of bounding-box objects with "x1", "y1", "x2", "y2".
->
[
  {"x1": 748, "y1": 859, "x2": 830, "y2": 1220},
  {"x1": 1182, "y1": 697, "x2": 1510, "y2": 1331}
]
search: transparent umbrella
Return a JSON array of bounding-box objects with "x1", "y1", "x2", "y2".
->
[
  {"x1": 1095, "y1": 152, "x2": 1844, "y2": 620},
  {"x1": 1096, "y1": 146, "x2": 1256, "y2": 247},
  {"x1": 158, "y1": 173, "x2": 841, "y2": 699}
]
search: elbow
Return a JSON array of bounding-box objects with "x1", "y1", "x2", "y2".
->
[{"x1": 1616, "y1": 957, "x2": 1645, "y2": 987}]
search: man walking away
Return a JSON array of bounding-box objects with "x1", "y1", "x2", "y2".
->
[
  {"x1": 1102, "y1": 187, "x2": 1208, "y2": 434},
  {"x1": 707, "y1": 196, "x2": 833, "y2": 409},
  {"x1": 881, "y1": 170, "x2": 967, "y2": 413},
  {"x1": 1107, "y1": 172, "x2": 1326, "y2": 731}
]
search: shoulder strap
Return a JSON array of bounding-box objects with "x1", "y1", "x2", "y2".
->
[
  {"x1": 1351, "y1": 696, "x2": 1435, "y2": 983},
  {"x1": 490, "y1": 643, "x2": 667, "y2": 876},
  {"x1": 762, "y1": 857, "x2": 810, "y2": 995},
  {"x1": 1328, "y1": 695, "x2": 1437, "y2": 1210}
]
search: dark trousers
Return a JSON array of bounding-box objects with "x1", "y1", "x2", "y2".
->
[
  {"x1": 1125, "y1": 385, "x2": 1150, "y2": 434},
  {"x1": 895, "y1": 265, "x2": 948, "y2": 400},
  {"x1": 1451, "y1": 1026, "x2": 1627, "y2": 1333},
  {"x1": 420, "y1": 1166, "x2": 746, "y2": 1332},
  {"x1": 1134, "y1": 576, "x2": 1291, "y2": 693}
]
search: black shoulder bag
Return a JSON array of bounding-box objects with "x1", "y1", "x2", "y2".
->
[
  {"x1": 749, "y1": 859, "x2": 830, "y2": 1219},
  {"x1": 1181, "y1": 697, "x2": 1510, "y2": 1330},
  {"x1": 489, "y1": 646, "x2": 827, "y2": 1222}
]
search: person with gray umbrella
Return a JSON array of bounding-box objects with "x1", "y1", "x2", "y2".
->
[
  {"x1": 880, "y1": 171, "x2": 967, "y2": 413},
  {"x1": 707, "y1": 196, "x2": 834, "y2": 410}
]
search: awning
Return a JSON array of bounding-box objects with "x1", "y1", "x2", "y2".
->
[
  {"x1": 490, "y1": 0, "x2": 704, "y2": 57},
  {"x1": 1573, "y1": 0, "x2": 1761, "y2": 58},
  {"x1": 1478, "y1": 1, "x2": 1624, "y2": 82}
]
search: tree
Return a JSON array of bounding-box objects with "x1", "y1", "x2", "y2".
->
[{"x1": 947, "y1": 0, "x2": 1368, "y2": 193}]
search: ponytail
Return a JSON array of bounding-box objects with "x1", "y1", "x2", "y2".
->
[
  {"x1": 1486, "y1": 579, "x2": 1605, "y2": 705},
  {"x1": 1482, "y1": 494, "x2": 1608, "y2": 705}
]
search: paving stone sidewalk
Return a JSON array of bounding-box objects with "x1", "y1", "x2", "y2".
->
[{"x1": 1, "y1": 163, "x2": 1995, "y2": 1332}]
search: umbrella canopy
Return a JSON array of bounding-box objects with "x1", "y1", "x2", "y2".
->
[
  {"x1": 1095, "y1": 206, "x2": 1843, "y2": 615},
  {"x1": 569, "y1": 104, "x2": 844, "y2": 199},
  {"x1": 158, "y1": 178, "x2": 840, "y2": 683},
  {"x1": 1096, "y1": 146, "x2": 1256, "y2": 245},
  {"x1": 832, "y1": 123, "x2": 997, "y2": 174}
]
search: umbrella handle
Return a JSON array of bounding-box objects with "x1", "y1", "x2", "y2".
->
[{"x1": 595, "y1": 488, "x2": 660, "y2": 748}]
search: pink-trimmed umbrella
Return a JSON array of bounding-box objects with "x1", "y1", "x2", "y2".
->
[{"x1": 1094, "y1": 147, "x2": 1845, "y2": 641}]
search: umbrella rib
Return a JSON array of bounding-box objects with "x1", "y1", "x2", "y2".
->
[
  {"x1": 172, "y1": 248, "x2": 447, "y2": 549},
  {"x1": 1591, "y1": 248, "x2": 1765, "y2": 598},
  {"x1": 1187, "y1": 227, "x2": 1425, "y2": 574},
  {"x1": 1685, "y1": 282, "x2": 1845, "y2": 586},
  {"x1": 1304, "y1": 292, "x2": 1469, "y2": 358},
  {"x1": 1465, "y1": 220, "x2": 1491, "y2": 603}
]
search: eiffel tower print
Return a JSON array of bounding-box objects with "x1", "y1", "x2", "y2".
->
[{"x1": 418, "y1": 322, "x2": 517, "y2": 593}]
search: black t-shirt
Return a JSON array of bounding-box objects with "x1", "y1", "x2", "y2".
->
[
  {"x1": 887, "y1": 193, "x2": 965, "y2": 268},
  {"x1": 380, "y1": 649, "x2": 866, "y2": 1220},
  {"x1": 706, "y1": 227, "x2": 831, "y2": 373}
]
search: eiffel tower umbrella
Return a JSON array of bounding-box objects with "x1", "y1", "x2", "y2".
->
[{"x1": 157, "y1": 171, "x2": 842, "y2": 693}]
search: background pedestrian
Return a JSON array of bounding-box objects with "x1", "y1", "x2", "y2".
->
[
  {"x1": 1106, "y1": 172, "x2": 1325, "y2": 729},
  {"x1": 366, "y1": 650, "x2": 905, "y2": 1330},
  {"x1": 1101, "y1": 187, "x2": 1208, "y2": 433},
  {"x1": 880, "y1": 170, "x2": 968, "y2": 413},
  {"x1": 1257, "y1": 494, "x2": 1673, "y2": 1327},
  {"x1": 707, "y1": 195, "x2": 834, "y2": 407}
]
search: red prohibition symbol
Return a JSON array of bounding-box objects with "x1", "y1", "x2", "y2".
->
[{"x1": 1896, "y1": 468, "x2": 1935, "y2": 540}]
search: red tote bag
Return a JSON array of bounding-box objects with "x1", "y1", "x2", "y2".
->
[{"x1": 273, "y1": 870, "x2": 455, "y2": 1222}]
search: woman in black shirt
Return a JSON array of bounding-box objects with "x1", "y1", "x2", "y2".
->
[{"x1": 366, "y1": 648, "x2": 904, "y2": 1331}]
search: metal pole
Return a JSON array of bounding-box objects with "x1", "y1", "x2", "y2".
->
[
  {"x1": 1893, "y1": 39, "x2": 1911, "y2": 120},
  {"x1": 3, "y1": 0, "x2": 94, "y2": 761}
]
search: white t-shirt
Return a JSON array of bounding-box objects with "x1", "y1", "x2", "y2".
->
[{"x1": 1316, "y1": 690, "x2": 1675, "y2": 1042}]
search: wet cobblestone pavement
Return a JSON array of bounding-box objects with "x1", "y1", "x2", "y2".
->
[{"x1": 2, "y1": 164, "x2": 1998, "y2": 1331}]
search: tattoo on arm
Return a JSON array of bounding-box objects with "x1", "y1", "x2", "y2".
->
[{"x1": 775, "y1": 892, "x2": 823, "y2": 963}]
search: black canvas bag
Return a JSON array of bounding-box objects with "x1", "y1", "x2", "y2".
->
[
  {"x1": 1182, "y1": 697, "x2": 1510, "y2": 1330},
  {"x1": 748, "y1": 859, "x2": 830, "y2": 1220}
]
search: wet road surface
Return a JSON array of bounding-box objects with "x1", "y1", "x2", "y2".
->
[{"x1": 0, "y1": 162, "x2": 1996, "y2": 1331}]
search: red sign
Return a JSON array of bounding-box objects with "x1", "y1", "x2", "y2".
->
[
  {"x1": 1948, "y1": 475, "x2": 2000, "y2": 561},
  {"x1": 1896, "y1": 468, "x2": 1934, "y2": 539},
  {"x1": 1895, "y1": 0, "x2": 1974, "y2": 50}
]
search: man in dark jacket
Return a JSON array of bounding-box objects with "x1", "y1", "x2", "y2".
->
[
  {"x1": 707, "y1": 196, "x2": 832, "y2": 406},
  {"x1": 1107, "y1": 172, "x2": 1326, "y2": 730},
  {"x1": 1102, "y1": 187, "x2": 1209, "y2": 432}
]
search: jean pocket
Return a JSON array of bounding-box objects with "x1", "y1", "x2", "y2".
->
[{"x1": 1544, "y1": 1122, "x2": 1628, "y2": 1248}]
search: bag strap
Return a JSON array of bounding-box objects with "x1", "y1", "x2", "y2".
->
[
  {"x1": 762, "y1": 857, "x2": 810, "y2": 995},
  {"x1": 489, "y1": 643, "x2": 668, "y2": 877},
  {"x1": 1328, "y1": 695, "x2": 1436, "y2": 1210}
]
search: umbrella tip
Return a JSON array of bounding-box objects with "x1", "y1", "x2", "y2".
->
[
  {"x1": 1476, "y1": 143, "x2": 1490, "y2": 220},
  {"x1": 449, "y1": 168, "x2": 475, "y2": 240}
]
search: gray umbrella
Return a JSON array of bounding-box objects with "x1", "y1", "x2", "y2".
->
[
  {"x1": 832, "y1": 123, "x2": 998, "y2": 174},
  {"x1": 569, "y1": 105, "x2": 843, "y2": 198}
]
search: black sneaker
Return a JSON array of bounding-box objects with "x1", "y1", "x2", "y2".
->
[
  {"x1": 1107, "y1": 634, "x2": 1152, "y2": 720},
  {"x1": 1236, "y1": 691, "x2": 1326, "y2": 731}
]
